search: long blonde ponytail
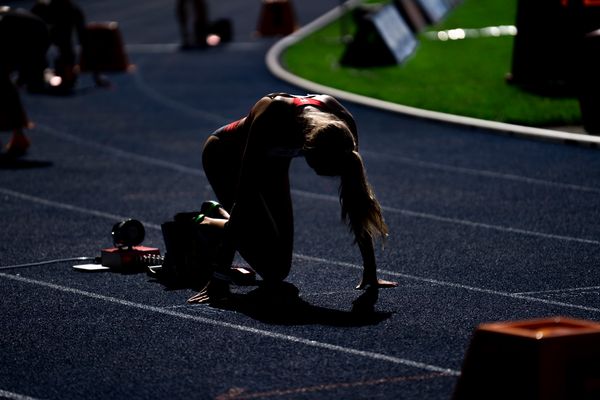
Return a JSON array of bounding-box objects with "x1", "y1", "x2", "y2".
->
[
  {"x1": 301, "y1": 108, "x2": 387, "y2": 244},
  {"x1": 339, "y1": 151, "x2": 388, "y2": 244}
]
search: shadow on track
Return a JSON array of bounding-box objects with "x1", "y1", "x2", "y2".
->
[
  {"x1": 218, "y1": 282, "x2": 393, "y2": 327},
  {"x1": 148, "y1": 269, "x2": 392, "y2": 327},
  {"x1": 0, "y1": 155, "x2": 53, "y2": 169}
]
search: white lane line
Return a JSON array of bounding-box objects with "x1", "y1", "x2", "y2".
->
[
  {"x1": 294, "y1": 254, "x2": 600, "y2": 314},
  {"x1": 0, "y1": 257, "x2": 95, "y2": 271},
  {"x1": 0, "y1": 389, "x2": 42, "y2": 400},
  {"x1": 125, "y1": 42, "x2": 264, "y2": 53},
  {"x1": 4, "y1": 174, "x2": 597, "y2": 248},
  {"x1": 122, "y1": 54, "x2": 600, "y2": 195},
  {"x1": 36, "y1": 120, "x2": 600, "y2": 198},
  {"x1": 130, "y1": 68, "x2": 229, "y2": 125},
  {"x1": 383, "y1": 206, "x2": 600, "y2": 246},
  {"x1": 292, "y1": 190, "x2": 600, "y2": 246},
  {"x1": 34, "y1": 124, "x2": 206, "y2": 177},
  {"x1": 0, "y1": 187, "x2": 161, "y2": 230},
  {"x1": 54, "y1": 45, "x2": 600, "y2": 197},
  {"x1": 29, "y1": 127, "x2": 600, "y2": 244},
  {"x1": 32, "y1": 123, "x2": 600, "y2": 245},
  {"x1": 360, "y1": 150, "x2": 600, "y2": 195},
  {"x1": 126, "y1": 43, "x2": 181, "y2": 53},
  {"x1": 49, "y1": 113, "x2": 598, "y2": 197},
  {"x1": 2, "y1": 187, "x2": 599, "y2": 314},
  {"x1": 0, "y1": 272, "x2": 460, "y2": 376},
  {"x1": 514, "y1": 286, "x2": 600, "y2": 296}
]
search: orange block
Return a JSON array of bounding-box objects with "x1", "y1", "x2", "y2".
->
[
  {"x1": 453, "y1": 317, "x2": 600, "y2": 400},
  {"x1": 256, "y1": 0, "x2": 298, "y2": 36},
  {"x1": 79, "y1": 22, "x2": 131, "y2": 72}
]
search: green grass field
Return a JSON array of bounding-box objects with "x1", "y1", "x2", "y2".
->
[{"x1": 283, "y1": 0, "x2": 582, "y2": 127}]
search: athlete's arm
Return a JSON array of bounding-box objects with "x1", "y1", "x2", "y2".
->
[{"x1": 355, "y1": 234, "x2": 398, "y2": 290}]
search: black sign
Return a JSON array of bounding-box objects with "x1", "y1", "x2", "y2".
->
[
  {"x1": 371, "y1": 5, "x2": 417, "y2": 64},
  {"x1": 415, "y1": 0, "x2": 450, "y2": 22}
]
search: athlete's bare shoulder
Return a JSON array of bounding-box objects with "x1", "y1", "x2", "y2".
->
[
  {"x1": 247, "y1": 95, "x2": 295, "y2": 130},
  {"x1": 309, "y1": 94, "x2": 345, "y2": 111},
  {"x1": 308, "y1": 94, "x2": 358, "y2": 140},
  {"x1": 251, "y1": 94, "x2": 295, "y2": 119}
]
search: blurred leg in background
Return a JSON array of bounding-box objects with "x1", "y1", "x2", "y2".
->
[
  {"x1": 0, "y1": 8, "x2": 50, "y2": 157},
  {"x1": 176, "y1": 0, "x2": 209, "y2": 48}
]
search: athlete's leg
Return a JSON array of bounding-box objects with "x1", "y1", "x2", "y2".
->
[
  {"x1": 202, "y1": 134, "x2": 241, "y2": 211},
  {"x1": 202, "y1": 135, "x2": 294, "y2": 283},
  {"x1": 176, "y1": 0, "x2": 192, "y2": 47},
  {"x1": 234, "y1": 158, "x2": 294, "y2": 283},
  {"x1": 192, "y1": 0, "x2": 209, "y2": 45}
]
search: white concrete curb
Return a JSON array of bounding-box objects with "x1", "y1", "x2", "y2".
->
[{"x1": 265, "y1": 1, "x2": 600, "y2": 147}]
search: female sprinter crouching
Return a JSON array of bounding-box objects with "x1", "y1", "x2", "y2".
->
[{"x1": 187, "y1": 93, "x2": 397, "y2": 304}]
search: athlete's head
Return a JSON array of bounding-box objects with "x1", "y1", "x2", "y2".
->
[
  {"x1": 302, "y1": 112, "x2": 355, "y2": 177},
  {"x1": 301, "y1": 110, "x2": 388, "y2": 243}
]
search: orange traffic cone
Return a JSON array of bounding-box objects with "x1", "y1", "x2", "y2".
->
[
  {"x1": 79, "y1": 21, "x2": 131, "y2": 72},
  {"x1": 256, "y1": 0, "x2": 298, "y2": 36}
]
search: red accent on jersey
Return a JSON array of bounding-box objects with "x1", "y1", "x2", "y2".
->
[
  {"x1": 223, "y1": 119, "x2": 243, "y2": 132},
  {"x1": 292, "y1": 97, "x2": 326, "y2": 108}
]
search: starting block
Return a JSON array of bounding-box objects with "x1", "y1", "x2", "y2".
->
[
  {"x1": 453, "y1": 317, "x2": 600, "y2": 400},
  {"x1": 256, "y1": 0, "x2": 298, "y2": 36},
  {"x1": 79, "y1": 21, "x2": 132, "y2": 72},
  {"x1": 100, "y1": 246, "x2": 160, "y2": 271}
]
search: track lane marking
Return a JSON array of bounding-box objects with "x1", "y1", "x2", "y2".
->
[
  {"x1": 35, "y1": 103, "x2": 600, "y2": 196},
  {"x1": 288, "y1": 190, "x2": 600, "y2": 246},
  {"x1": 125, "y1": 42, "x2": 264, "y2": 53},
  {"x1": 0, "y1": 272, "x2": 460, "y2": 376},
  {"x1": 2, "y1": 186, "x2": 600, "y2": 313},
  {"x1": 294, "y1": 254, "x2": 600, "y2": 314},
  {"x1": 35, "y1": 124, "x2": 207, "y2": 177},
  {"x1": 0, "y1": 389, "x2": 42, "y2": 400},
  {"x1": 514, "y1": 285, "x2": 600, "y2": 296},
  {"x1": 383, "y1": 206, "x2": 600, "y2": 245},
  {"x1": 2, "y1": 187, "x2": 600, "y2": 315},
  {"x1": 30, "y1": 124, "x2": 600, "y2": 245},
  {"x1": 215, "y1": 372, "x2": 453, "y2": 399},
  {"x1": 131, "y1": 69, "x2": 229, "y2": 124},
  {"x1": 360, "y1": 150, "x2": 600, "y2": 195},
  {"x1": 3, "y1": 179, "x2": 598, "y2": 247},
  {"x1": 0, "y1": 187, "x2": 161, "y2": 230}
]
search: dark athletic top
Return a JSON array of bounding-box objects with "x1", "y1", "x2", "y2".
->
[
  {"x1": 214, "y1": 93, "x2": 357, "y2": 159},
  {"x1": 221, "y1": 95, "x2": 328, "y2": 133}
]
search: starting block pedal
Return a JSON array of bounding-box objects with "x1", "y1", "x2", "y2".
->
[{"x1": 453, "y1": 316, "x2": 600, "y2": 400}]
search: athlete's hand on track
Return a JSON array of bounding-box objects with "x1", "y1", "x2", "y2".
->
[
  {"x1": 355, "y1": 277, "x2": 398, "y2": 290},
  {"x1": 187, "y1": 278, "x2": 230, "y2": 304}
]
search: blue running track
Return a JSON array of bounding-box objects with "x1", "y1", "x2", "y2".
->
[{"x1": 2, "y1": 1, "x2": 600, "y2": 399}]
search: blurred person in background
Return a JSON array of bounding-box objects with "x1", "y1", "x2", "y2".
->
[
  {"x1": 31, "y1": 0, "x2": 86, "y2": 90},
  {"x1": 176, "y1": 0, "x2": 209, "y2": 48},
  {"x1": 0, "y1": 7, "x2": 49, "y2": 157}
]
